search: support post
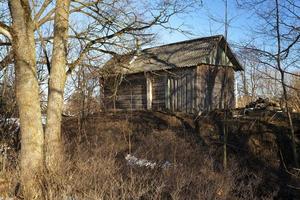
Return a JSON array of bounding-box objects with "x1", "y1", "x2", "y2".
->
[{"x1": 146, "y1": 74, "x2": 152, "y2": 110}]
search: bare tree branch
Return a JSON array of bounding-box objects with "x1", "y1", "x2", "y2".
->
[{"x1": 0, "y1": 22, "x2": 12, "y2": 40}]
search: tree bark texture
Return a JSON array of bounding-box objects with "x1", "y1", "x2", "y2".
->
[
  {"x1": 45, "y1": 0, "x2": 71, "y2": 172},
  {"x1": 275, "y1": 0, "x2": 298, "y2": 167},
  {"x1": 9, "y1": 0, "x2": 44, "y2": 199}
]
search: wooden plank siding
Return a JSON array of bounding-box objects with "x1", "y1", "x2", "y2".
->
[
  {"x1": 102, "y1": 65, "x2": 235, "y2": 113},
  {"x1": 151, "y1": 74, "x2": 166, "y2": 110},
  {"x1": 150, "y1": 67, "x2": 197, "y2": 113},
  {"x1": 103, "y1": 74, "x2": 147, "y2": 110},
  {"x1": 196, "y1": 64, "x2": 235, "y2": 112}
]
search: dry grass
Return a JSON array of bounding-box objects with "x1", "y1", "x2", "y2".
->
[
  {"x1": 41, "y1": 141, "x2": 236, "y2": 200},
  {"x1": 1, "y1": 111, "x2": 294, "y2": 199}
]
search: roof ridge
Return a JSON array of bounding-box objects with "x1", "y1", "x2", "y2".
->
[{"x1": 142, "y1": 35, "x2": 224, "y2": 51}]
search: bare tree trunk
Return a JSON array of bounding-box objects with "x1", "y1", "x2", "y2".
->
[
  {"x1": 9, "y1": 0, "x2": 44, "y2": 198},
  {"x1": 242, "y1": 70, "x2": 248, "y2": 96},
  {"x1": 223, "y1": 0, "x2": 229, "y2": 170},
  {"x1": 1, "y1": 67, "x2": 7, "y2": 97},
  {"x1": 275, "y1": 0, "x2": 298, "y2": 167},
  {"x1": 45, "y1": 0, "x2": 70, "y2": 172},
  {"x1": 77, "y1": 67, "x2": 86, "y2": 135},
  {"x1": 280, "y1": 71, "x2": 298, "y2": 167}
]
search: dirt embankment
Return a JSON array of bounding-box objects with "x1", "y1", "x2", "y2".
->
[
  {"x1": 1, "y1": 110, "x2": 299, "y2": 199},
  {"x1": 195, "y1": 110, "x2": 300, "y2": 199},
  {"x1": 61, "y1": 110, "x2": 300, "y2": 199}
]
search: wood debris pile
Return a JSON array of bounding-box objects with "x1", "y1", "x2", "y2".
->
[{"x1": 245, "y1": 97, "x2": 281, "y2": 111}]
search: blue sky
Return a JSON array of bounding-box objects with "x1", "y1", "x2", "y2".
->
[{"x1": 155, "y1": 0, "x2": 256, "y2": 45}]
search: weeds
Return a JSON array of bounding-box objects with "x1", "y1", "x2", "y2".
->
[{"x1": 0, "y1": 111, "x2": 293, "y2": 199}]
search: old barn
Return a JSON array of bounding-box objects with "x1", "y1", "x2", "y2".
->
[{"x1": 101, "y1": 35, "x2": 243, "y2": 113}]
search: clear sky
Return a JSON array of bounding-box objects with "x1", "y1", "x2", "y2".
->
[{"x1": 154, "y1": 0, "x2": 256, "y2": 46}]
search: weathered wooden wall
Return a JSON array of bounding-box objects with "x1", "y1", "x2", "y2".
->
[
  {"x1": 103, "y1": 65, "x2": 235, "y2": 113},
  {"x1": 163, "y1": 67, "x2": 197, "y2": 113},
  {"x1": 150, "y1": 73, "x2": 166, "y2": 110},
  {"x1": 103, "y1": 74, "x2": 147, "y2": 110},
  {"x1": 196, "y1": 64, "x2": 235, "y2": 111}
]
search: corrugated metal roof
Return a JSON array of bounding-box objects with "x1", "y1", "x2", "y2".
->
[{"x1": 103, "y1": 35, "x2": 243, "y2": 75}]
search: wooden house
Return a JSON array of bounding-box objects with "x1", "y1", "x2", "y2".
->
[{"x1": 101, "y1": 35, "x2": 243, "y2": 113}]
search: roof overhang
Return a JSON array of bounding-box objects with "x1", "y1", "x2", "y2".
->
[{"x1": 218, "y1": 37, "x2": 244, "y2": 71}]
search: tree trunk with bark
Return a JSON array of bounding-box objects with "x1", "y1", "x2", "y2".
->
[
  {"x1": 274, "y1": 0, "x2": 298, "y2": 167},
  {"x1": 9, "y1": 0, "x2": 44, "y2": 198},
  {"x1": 45, "y1": 0, "x2": 71, "y2": 172}
]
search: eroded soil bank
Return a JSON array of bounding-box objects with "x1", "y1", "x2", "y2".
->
[{"x1": 0, "y1": 110, "x2": 299, "y2": 199}]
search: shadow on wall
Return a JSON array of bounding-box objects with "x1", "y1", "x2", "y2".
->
[{"x1": 204, "y1": 66, "x2": 219, "y2": 111}]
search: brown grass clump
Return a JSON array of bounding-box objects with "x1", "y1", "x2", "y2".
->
[
  {"x1": 1, "y1": 111, "x2": 294, "y2": 199},
  {"x1": 41, "y1": 141, "x2": 236, "y2": 200}
]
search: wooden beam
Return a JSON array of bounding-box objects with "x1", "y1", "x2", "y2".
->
[{"x1": 146, "y1": 74, "x2": 152, "y2": 110}]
